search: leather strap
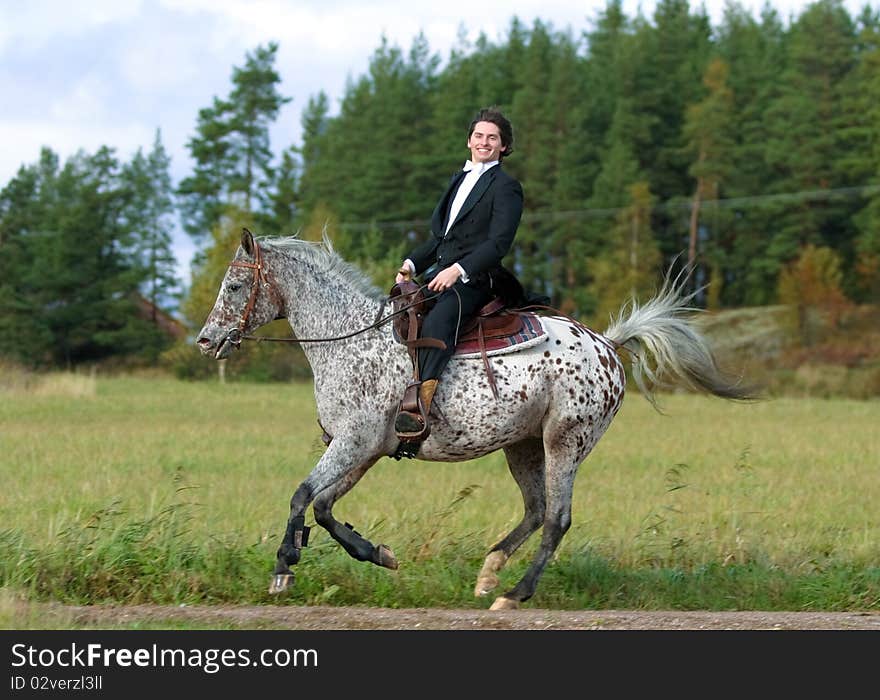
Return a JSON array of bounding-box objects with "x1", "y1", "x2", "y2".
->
[
  {"x1": 478, "y1": 320, "x2": 499, "y2": 399},
  {"x1": 405, "y1": 300, "x2": 421, "y2": 381},
  {"x1": 392, "y1": 282, "x2": 447, "y2": 382},
  {"x1": 400, "y1": 380, "x2": 422, "y2": 413}
]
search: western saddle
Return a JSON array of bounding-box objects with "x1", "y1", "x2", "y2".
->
[{"x1": 389, "y1": 280, "x2": 529, "y2": 405}]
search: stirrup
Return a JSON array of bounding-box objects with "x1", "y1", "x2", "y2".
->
[
  {"x1": 393, "y1": 409, "x2": 427, "y2": 461},
  {"x1": 395, "y1": 410, "x2": 428, "y2": 437},
  {"x1": 394, "y1": 380, "x2": 431, "y2": 441}
]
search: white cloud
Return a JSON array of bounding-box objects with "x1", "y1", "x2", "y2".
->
[
  {"x1": 49, "y1": 73, "x2": 112, "y2": 122},
  {"x1": 161, "y1": 0, "x2": 551, "y2": 56},
  {"x1": 118, "y1": 37, "x2": 199, "y2": 93},
  {"x1": 0, "y1": 0, "x2": 144, "y2": 52}
]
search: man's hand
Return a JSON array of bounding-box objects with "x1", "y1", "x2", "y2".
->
[
  {"x1": 427, "y1": 265, "x2": 461, "y2": 292},
  {"x1": 396, "y1": 263, "x2": 413, "y2": 284}
]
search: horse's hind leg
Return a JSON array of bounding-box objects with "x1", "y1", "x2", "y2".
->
[
  {"x1": 475, "y1": 438, "x2": 545, "y2": 597},
  {"x1": 312, "y1": 459, "x2": 398, "y2": 569},
  {"x1": 490, "y1": 433, "x2": 583, "y2": 611}
]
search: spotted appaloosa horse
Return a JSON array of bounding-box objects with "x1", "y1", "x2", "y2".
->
[{"x1": 197, "y1": 230, "x2": 751, "y2": 610}]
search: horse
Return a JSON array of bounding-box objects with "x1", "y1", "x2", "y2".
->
[{"x1": 196, "y1": 229, "x2": 752, "y2": 610}]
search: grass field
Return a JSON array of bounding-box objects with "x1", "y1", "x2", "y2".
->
[{"x1": 1, "y1": 375, "x2": 878, "y2": 613}]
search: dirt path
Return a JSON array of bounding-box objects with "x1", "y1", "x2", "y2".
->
[{"x1": 31, "y1": 602, "x2": 880, "y2": 630}]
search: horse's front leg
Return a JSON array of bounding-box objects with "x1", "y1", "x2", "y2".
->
[
  {"x1": 311, "y1": 460, "x2": 398, "y2": 570},
  {"x1": 268, "y1": 437, "x2": 387, "y2": 595}
]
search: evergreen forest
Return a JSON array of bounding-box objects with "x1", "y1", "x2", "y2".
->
[{"x1": 1, "y1": 0, "x2": 878, "y2": 373}]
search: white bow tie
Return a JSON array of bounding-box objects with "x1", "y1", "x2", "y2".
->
[{"x1": 462, "y1": 160, "x2": 481, "y2": 173}]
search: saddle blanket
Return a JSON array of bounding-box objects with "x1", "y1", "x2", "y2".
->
[{"x1": 453, "y1": 312, "x2": 548, "y2": 359}]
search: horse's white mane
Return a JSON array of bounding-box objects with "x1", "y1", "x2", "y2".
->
[{"x1": 261, "y1": 234, "x2": 385, "y2": 301}]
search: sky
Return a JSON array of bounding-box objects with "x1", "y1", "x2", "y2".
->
[{"x1": 1, "y1": 0, "x2": 873, "y2": 285}]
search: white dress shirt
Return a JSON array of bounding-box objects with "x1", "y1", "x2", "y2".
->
[{"x1": 445, "y1": 159, "x2": 498, "y2": 235}]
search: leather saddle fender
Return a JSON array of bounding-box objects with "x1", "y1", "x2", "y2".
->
[
  {"x1": 389, "y1": 281, "x2": 445, "y2": 376},
  {"x1": 389, "y1": 281, "x2": 536, "y2": 400}
]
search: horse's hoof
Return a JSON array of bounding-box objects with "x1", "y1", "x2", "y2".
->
[
  {"x1": 489, "y1": 596, "x2": 519, "y2": 611},
  {"x1": 474, "y1": 573, "x2": 499, "y2": 597},
  {"x1": 474, "y1": 551, "x2": 507, "y2": 597},
  {"x1": 375, "y1": 544, "x2": 399, "y2": 570},
  {"x1": 268, "y1": 573, "x2": 294, "y2": 595}
]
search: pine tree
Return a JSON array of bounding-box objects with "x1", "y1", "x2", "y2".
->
[
  {"x1": 850, "y1": 7, "x2": 880, "y2": 302},
  {"x1": 10, "y1": 148, "x2": 162, "y2": 366},
  {"x1": 428, "y1": 26, "x2": 481, "y2": 170},
  {"x1": 295, "y1": 34, "x2": 441, "y2": 260},
  {"x1": 226, "y1": 42, "x2": 291, "y2": 214},
  {"x1": 268, "y1": 147, "x2": 300, "y2": 236},
  {"x1": 763, "y1": 0, "x2": 862, "y2": 302},
  {"x1": 295, "y1": 91, "x2": 330, "y2": 224},
  {"x1": 178, "y1": 42, "x2": 290, "y2": 241},
  {"x1": 511, "y1": 21, "x2": 559, "y2": 213},
  {"x1": 626, "y1": 0, "x2": 713, "y2": 263},
  {"x1": 589, "y1": 181, "x2": 662, "y2": 326},
  {"x1": 639, "y1": 0, "x2": 714, "y2": 198},
  {"x1": 476, "y1": 17, "x2": 528, "y2": 107},
  {"x1": 257, "y1": 3, "x2": 878, "y2": 316},
  {"x1": 548, "y1": 34, "x2": 595, "y2": 314},
  {"x1": 123, "y1": 130, "x2": 180, "y2": 321},
  {"x1": 713, "y1": 2, "x2": 787, "y2": 306},
  {"x1": 681, "y1": 57, "x2": 736, "y2": 294},
  {"x1": 0, "y1": 157, "x2": 51, "y2": 363},
  {"x1": 509, "y1": 21, "x2": 563, "y2": 292},
  {"x1": 178, "y1": 97, "x2": 234, "y2": 240},
  {"x1": 583, "y1": 0, "x2": 634, "y2": 151}
]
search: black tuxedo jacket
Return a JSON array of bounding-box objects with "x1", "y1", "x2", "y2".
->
[{"x1": 407, "y1": 165, "x2": 523, "y2": 290}]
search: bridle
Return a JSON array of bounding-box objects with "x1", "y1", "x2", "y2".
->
[
  {"x1": 220, "y1": 239, "x2": 287, "y2": 350},
  {"x1": 218, "y1": 237, "x2": 435, "y2": 349}
]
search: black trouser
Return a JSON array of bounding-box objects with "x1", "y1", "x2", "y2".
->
[{"x1": 418, "y1": 281, "x2": 492, "y2": 381}]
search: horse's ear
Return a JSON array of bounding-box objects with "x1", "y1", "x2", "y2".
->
[{"x1": 242, "y1": 228, "x2": 255, "y2": 256}]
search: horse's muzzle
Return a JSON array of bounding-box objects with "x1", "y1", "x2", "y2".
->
[
  {"x1": 216, "y1": 328, "x2": 243, "y2": 359},
  {"x1": 197, "y1": 327, "x2": 241, "y2": 359}
]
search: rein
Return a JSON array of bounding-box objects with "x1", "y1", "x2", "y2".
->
[
  {"x1": 224, "y1": 239, "x2": 436, "y2": 346},
  {"x1": 241, "y1": 293, "x2": 430, "y2": 345},
  {"x1": 225, "y1": 239, "x2": 623, "y2": 355}
]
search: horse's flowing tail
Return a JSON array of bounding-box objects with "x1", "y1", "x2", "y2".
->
[{"x1": 602, "y1": 271, "x2": 757, "y2": 407}]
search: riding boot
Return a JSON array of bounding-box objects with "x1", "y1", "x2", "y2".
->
[
  {"x1": 394, "y1": 379, "x2": 439, "y2": 440},
  {"x1": 420, "y1": 379, "x2": 439, "y2": 414}
]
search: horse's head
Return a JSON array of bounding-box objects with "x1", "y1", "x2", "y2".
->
[{"x1": 196, "y1": 228, "x2": 286, "y2": 360}]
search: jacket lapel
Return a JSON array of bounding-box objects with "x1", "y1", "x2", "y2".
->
[
  {"x1": 432, "y1": 171, "x2": 467, "y2": 236},
  {"x1": 447, "y1": 167, "x2": 497, "y2": 232}
]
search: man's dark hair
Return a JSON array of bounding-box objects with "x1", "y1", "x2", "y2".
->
[{"x1": 468, "y1": 107, "x2": 514, "y2": 159}]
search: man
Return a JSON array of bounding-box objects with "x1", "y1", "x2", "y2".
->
[{"x1": 394, "y1": 107, "x2": 524, "y2": 441}]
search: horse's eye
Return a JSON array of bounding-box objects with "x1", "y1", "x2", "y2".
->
[{"x1": 229, "y1": 282, "x2": 242, "y2": 293}]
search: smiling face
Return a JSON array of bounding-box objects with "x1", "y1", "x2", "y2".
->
[{"x1": 467, "y1": 120, "x2": 505, "y2": 164}]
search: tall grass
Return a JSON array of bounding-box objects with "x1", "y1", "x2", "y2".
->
[
  {"x1": 1, "y1": 376, "x2": 878, "y2": 612},
  {"x1": 0, "y1": 361, "x2": 97, "y2": 397}
]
